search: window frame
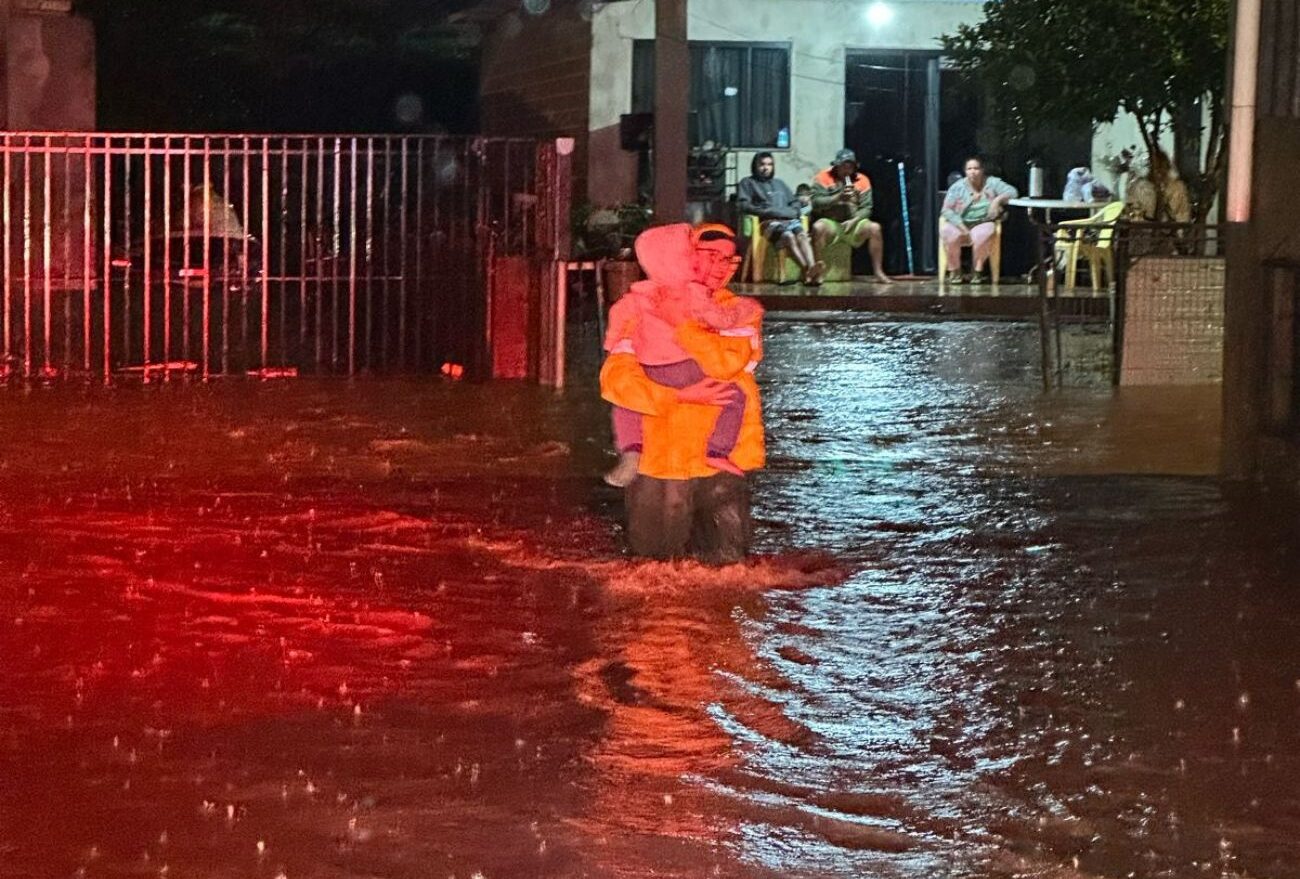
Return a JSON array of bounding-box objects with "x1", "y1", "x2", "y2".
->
[{"x1": 631, "y1": 39, "x2": 793, "y2": 150}]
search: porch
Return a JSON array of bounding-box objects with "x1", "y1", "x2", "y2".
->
[{"x1": 738, "y1": 278, "x2": 1111, "y2": 320}]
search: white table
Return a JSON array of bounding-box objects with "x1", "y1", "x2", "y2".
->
[
  {"x1": 1009, "y1": 197, "x2": 1110, "y2": 223},
  {"x1": 1011, "y1": 198, "x2": 1120, "y2": 275}
]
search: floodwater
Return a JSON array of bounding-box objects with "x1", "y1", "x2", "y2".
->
[{"x1": 0, "y1": 315, "x2": 1297, "y2": 879}]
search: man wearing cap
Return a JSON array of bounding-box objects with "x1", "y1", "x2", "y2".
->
[{"x1": 810, "y1": 148, "x2": 891, "y2": 283}]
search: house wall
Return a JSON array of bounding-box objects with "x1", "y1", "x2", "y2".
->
[
  {"x1": 480, "y1": 5, "x2": 593, "y2": 197},
  {"x1": 1092, "y1": 105, "x2": 1219, "y2": 205},
  {"x1": 1221, "y1": 0, "x2": 1300, "y2": 479},
  {"x1": 587, "y1": 0, "x2": 986, "y2": 207}
]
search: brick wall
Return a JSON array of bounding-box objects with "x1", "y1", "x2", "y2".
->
[{"x1": 480, "y1": 8, "x2": 592, "y2": 204}]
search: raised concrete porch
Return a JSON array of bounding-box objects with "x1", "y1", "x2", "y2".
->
[{"x1": 739, "y1": 277, "x2": 1112, "y2": 319}]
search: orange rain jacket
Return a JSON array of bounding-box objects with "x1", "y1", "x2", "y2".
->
[{"x1": 599, "y1": 225, "x2": 765, "y2": 481}]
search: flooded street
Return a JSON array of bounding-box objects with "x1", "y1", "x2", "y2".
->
[{"x1": 1, "y1": 315, "x2": 1298, "y2": 878}]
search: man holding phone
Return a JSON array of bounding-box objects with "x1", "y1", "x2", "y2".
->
[{"x1": 810, "y1": 148, "x2": 891, "y2": 284}]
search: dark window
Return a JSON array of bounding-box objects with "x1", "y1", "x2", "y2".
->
[{"x1": 631, "y1": 41, "x2": 791, "y2": 149}]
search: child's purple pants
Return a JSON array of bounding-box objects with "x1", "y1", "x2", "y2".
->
[{"x1": 612, "y1": 359, "x2": 746, "y2": 458}]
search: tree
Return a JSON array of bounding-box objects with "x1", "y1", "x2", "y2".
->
[{"x1": 940, "y1": 0, "x2": 1230, "y2": 222}]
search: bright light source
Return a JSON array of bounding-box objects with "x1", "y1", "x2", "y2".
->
[
  {"x1": 723, "y1": 86, "x2": 739, "y2": 97},
  {"x1": 865, "y1": 1, "x2": 894, "y2": 26}
]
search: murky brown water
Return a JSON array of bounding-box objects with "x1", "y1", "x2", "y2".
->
[{"x1": 1, "y1": 315, "x2": 1297, "y2": 879}]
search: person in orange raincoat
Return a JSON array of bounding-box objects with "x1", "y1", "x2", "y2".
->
[{"x1": 599, "y1": 223, "x2": 764, "y2": 562}]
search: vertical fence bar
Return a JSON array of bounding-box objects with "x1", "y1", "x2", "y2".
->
[
  {"x1": 22, "y1": 137, "x2": 33, "y2": 378},
  {"x1": 347, "y1": 137, "x2": 358, "y2": 377},
  {"x1": 379, "y1": 137, "x2": 391, "y2": 370},
  {"x1": 315, "y1": 138, "x2": 326, "y2": 370},
  {"x1": 163, "y1": 136, "x2": 174, "y2": 376},
  {"x1": 145, "y1": 137, "x2": 157, "y2": 378},
  {"x1": 61, "y1": 144, "x2": 71, "y2": 375},
  {"x1": 2, "y1": 134, "x2": 11, "y2": 372},
  {"x1": 363, "y1": 136, "x2": 374, "y2": 372},
  {"x1": 121, "y1": 146, "x2": 131, "y2": 370},
  {"x1": 42, "y1": 147, "x2": 51, "y2": 376},
  {"x1": 279, "y1": 141, "x2": 289, "y2": 367},
  {"x1": 240, "y1": 136, "x2": 252, "y2": 372},
  {"x1": 299, "y1": 140, "x2": 309, "y2": 360},
  {"x1": 202, "y1": 137, "x2": 212, "y2": 380},
  {"x1": 221, "y1": 137, "x2": 231, "y2": 375},
  {"x1": 331, "y1": 137, "x2": 341, "y2": 372},
  {"x1": 82, "y1": 137, "x2": 92, "y2": 373},
  {"x1": 261, "y1": 138, "x2": 270, "y2": 372},
  {"x1": 179, "y1": 136, "x2": 192, "y2": 376},
  {"x1": 103, "y1": 138, "x2": 114, "y2": 383},
  {"x1": 398, "y1": 138, "x2": 408, "y2": 370},
  {"x1": 414, "y1": 139, "x2": 425, "y2": 370}
]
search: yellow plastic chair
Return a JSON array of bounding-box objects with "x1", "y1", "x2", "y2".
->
[
  {"x1": 1054, "y1": 201, "x2": 1125, "y2": 292},
  {"x1": 816, "y1": 226, "x2": 854, "y2": 282},
  {"x1": 937, "y1": 217, "x2": 1002, "y2": 292},
  {"x1": 740, "y1": 215, "x2": 808, "y2": 284}
]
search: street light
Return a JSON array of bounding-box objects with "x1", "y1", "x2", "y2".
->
[{"x1": 865, "y1": 1, "x2": 894, "y2": 27}]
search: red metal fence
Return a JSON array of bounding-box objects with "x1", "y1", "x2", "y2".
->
[{"x1": 0, "y1": 133, "x2": 569, "y2": 383}]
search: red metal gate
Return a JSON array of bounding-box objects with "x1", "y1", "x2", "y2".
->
[{"x1": 0, "y1": 132, "x2": 569, "y2": 383}]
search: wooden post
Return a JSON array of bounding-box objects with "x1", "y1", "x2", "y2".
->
[
  {"x1": 1221, "y1": 222, "x2": 1268, "y2": 479},
  {"x1": 653, "y1": 0, "x2": 688, "y2": 224}
]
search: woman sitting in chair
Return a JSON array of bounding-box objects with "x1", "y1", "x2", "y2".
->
[{"x1": 940, "y1": 156, "x2": 1018, "y2": 285}]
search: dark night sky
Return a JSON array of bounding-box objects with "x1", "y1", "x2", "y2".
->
[{"x1": 73, "y1": 0, "x2": 484, "y2": 133}]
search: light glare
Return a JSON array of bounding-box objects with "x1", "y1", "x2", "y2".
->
[{"x1": 865, "y1": 1, "x2": 894, "y2": 26}]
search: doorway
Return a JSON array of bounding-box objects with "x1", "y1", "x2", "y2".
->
[{"x1": 845, "y1": 51, "x2": 974, "y2": 276}]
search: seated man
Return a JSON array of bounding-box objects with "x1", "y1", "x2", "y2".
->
[
  {"x1": 810, "y1": 148, "x2": 891, "y2": 283},
  {"x1": 736, "y1": 152, "x2": 823, "y2": 286}
]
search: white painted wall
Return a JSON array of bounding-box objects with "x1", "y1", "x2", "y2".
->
[
  {"x1": 1093, "y1": 104, "x2": 1218, "y2": 206},
  {"x1": 588, "y1": 0, "x2": 986, "y2": 204},
  {"x1": 1092, "y1": 114, "x2": 1148, "y2": 198}
]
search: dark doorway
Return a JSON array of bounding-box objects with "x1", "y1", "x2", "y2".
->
[{"x1": 845, "y1": 51, "x2": 959, "y2": 276}]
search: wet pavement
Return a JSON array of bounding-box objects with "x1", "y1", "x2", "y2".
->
[{"x1": 1, "y1": 314, "x2": 1297, "y2": 879}]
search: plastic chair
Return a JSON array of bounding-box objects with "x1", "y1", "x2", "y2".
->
[
  {"x1": 739, "y1": 214, "x2": 807, "y2": 284},
  {"x1": 816, "y1": 229, "x2": 854, "y2": 282},
  {"x1": 1054, "y1": 201, "x2": 1125, "y2": 292},
  {"x1": 937, "y1": 217, "x2": 1002, "y2": 292}
]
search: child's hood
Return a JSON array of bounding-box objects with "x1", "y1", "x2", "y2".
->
[{"x1": 633, "y1": 223, "x2": 696, "y2": 288}]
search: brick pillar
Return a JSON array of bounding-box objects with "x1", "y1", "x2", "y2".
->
[{"x1": 2, "y1": 4, "x2": 94, "y2": 131}]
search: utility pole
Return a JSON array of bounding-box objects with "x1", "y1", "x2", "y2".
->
[
  {"x1": 652, "y1": 0, "x2": 688, "y2": 223},
  {"x1": 0, "y1": 0, "x2": 10, "y2": 129}
]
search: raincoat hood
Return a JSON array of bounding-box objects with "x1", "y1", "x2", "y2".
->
[{"x1": 633, "y1": 223, "x2": 696, "y2": 288}]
